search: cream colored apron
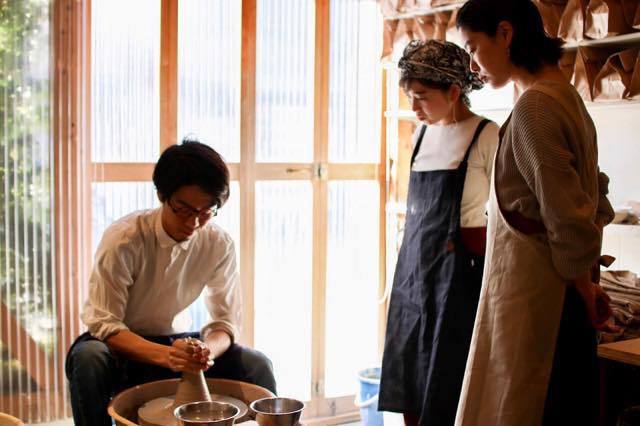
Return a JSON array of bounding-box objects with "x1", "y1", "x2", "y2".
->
[{"x1": 455, "y1": 85, "x2": 576, "y2": 425}]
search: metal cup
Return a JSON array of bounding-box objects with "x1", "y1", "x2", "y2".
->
[
  {"x1": 174, "y1": 401, "x2": 240, "y2": 426},
  {"x1": 250, "y1": 397, "x2": 305, "y2": 426}
]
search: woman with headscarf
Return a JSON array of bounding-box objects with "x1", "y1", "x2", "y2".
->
[
  {"x1": 379, "y1": 39, "x2": 499, "y2": 426},
  {"x1": 453, "y1": 1, "x2": 616, "y2": 425}
]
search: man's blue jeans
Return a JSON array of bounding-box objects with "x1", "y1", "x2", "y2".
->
[{"x1": 65, "y1": 332, "x2": 276, "y2": 426}]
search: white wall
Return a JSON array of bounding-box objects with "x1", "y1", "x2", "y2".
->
[
  {"x1": 591, "y1": 104, "x2": 640, "y2": 273},
  {"x1": 602, "y1": 224, "x2": 640, "y2": 272},
  {"x1": 471, "y1": 94, "x2": 640, "y2": 272},
  {"x1": 589, "y1": 104, "x2": 640, "y2": 208},
  {"x1": 473, "y1": 99, "x2": 640, "y2": 208}
]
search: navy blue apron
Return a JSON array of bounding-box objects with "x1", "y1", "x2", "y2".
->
[{"x1": 379, "y1": 119, "x2": 490, "y2": 425}]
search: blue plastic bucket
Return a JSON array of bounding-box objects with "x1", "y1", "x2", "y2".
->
[{"x1": 356, "y1": 367, "x2": 383, "y2": 426}]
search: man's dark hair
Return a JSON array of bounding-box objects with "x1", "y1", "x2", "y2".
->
[
  {"x1": 153, "y1": 138, "x2": 230, "y2": 208},
  {"x1": 456, "y1": 0, "x2": 563, "y2": 74}
]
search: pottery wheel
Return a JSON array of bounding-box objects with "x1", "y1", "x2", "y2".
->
[{"x1": 138, "y1": 395, "x2": 249, "y2": 426}]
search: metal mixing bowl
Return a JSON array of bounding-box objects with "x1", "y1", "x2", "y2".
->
[
  {"x1": 174, "y1": 401, "x2": 239, "y2": 426},
  {"x1": 249, "y1": 398, "x2": 304, "y2": 426}
]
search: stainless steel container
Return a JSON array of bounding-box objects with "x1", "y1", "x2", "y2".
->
[
  {"x1": 174, "y1": 401, "x2": 240, "y2": 426},
  {"x1": 249, "y1": 398, "x2": 304, "y2": 426}
]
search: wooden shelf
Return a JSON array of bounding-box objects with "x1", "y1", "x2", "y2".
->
[
  {"x1": 381, "y1": 60, "x2": 400, "y2": 71},
  {"x1": 384, "y1": 110, "x2": 418, "y2": 121},
  {"x1": 599, "y1": 338, "x2": 640, "y2": 367},
  {"x1": 383, "y1": 2, "x2": 464, "y2": 20},
  {"x1": 470, "y1": 100, "x2": 640, "y2": 111},
  {"x1": 381, "y1": 33, "x2": 640, "y2": 71},
  {"x1": 386, "y1": 97, "x2": 640, "y2": 121},
  {"x1": 584, "y1": 99, "x2": 640, "y2": 109},
  {"x1": 386, "y1": 107, "x2": 513, "y2": 119},
  {"x1": 564, "y1": 32, "x2": 640, "y2": 50}
]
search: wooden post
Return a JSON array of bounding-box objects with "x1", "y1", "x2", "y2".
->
[
  {"x1": 160, "y1": 0, "x2": 178, "y2": 150},
  {"x1": 52, "y1": 0, "x2": 92, "y2": 419},
  {"x1": 239, "y1": 0, "x2": 257, "y2": 347},
  {"x1": 311, "y1": 0, "x2": 330, "y2": 405}
]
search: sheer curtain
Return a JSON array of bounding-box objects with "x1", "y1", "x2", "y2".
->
[
  {"x1": 0, "y1": 0, "x2": 91, "y2": 421},
  {"x1": 0, "y1": 0, "x2": 55, "y2": 420}
]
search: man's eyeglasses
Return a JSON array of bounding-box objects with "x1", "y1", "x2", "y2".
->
[{"x1": 167, "y1": 198, "x2": 218, "y2": 221}]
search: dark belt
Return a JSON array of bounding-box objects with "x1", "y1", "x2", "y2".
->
[
  {"x1": 502, "y1": 209, "x2": 546, "y2": 235},
  {"x1": 503, "y1": 209, "x2": 616, "y2": 284},
  {"x1": 460, "y1": 227, "x2": 487, "y2": 256}
]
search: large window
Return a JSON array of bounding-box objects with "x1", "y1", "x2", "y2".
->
[
  {"x1": 325, "y1": 0, "x2": 382, "y2": 399},
  {"x1": 1, "y1": 0, "x2": 385, "y2": 421},
  {"x1": 178, "y1": 0, "x2": 241, "y2": 162},
  {"x1": 91, "y1": 0, "x2": 161, "y2": 163},
  {"x1": 255, "y1": 0, "x2": 315, "y2": 163},
  {"x1": 255, "y1": 181, "x2": 314, "y2": 400}
]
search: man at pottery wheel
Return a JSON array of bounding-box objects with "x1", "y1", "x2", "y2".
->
[{"x1": 65, "y1": 139, "x2": 276, "y2": 426}]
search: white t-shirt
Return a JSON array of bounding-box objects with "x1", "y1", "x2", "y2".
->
[
  {"x1": 411, "y1": 115, "x2": 499, "y2": 227},
  {"x1": 81, "y1": 208, "x2": 241, "y2": 342}
]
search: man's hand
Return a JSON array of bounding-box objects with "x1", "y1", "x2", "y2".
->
[
  {"x1": 166, "y1": 337, "x2": 214, "y2": 373},
  {"x1": 203, "y1": 330, "x2": 232, "y2": 360}
]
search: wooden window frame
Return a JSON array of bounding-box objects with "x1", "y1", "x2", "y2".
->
[{"x1": 58, "y1": 0, "x2": 388, "y2": 422}]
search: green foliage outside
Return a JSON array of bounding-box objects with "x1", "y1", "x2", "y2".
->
[{"x1": 0, "y1": 0, "x2": 55, "y2": 370}]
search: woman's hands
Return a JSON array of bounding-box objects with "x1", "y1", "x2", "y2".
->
[
  {"x1": 574, "y1": 279, "x2": 610, "y2": 328},
  {"x1": 574, "y1": 273, "x2": 619, "y2": 333}
]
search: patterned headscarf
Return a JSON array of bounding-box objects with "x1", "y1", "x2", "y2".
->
[{"x1": 399, "y1": 39, "x2": 484, "y2": 94}]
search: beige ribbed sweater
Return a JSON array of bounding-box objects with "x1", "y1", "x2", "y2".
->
[{"x1": 496, "y1": 80, "x2": 615, "y2": 280}]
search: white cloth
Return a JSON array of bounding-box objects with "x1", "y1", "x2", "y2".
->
[
  {"x1": 81, "y1": 208, "x2": 241, "y2": 342},
  {"x1": 411, "y1": 115, "x2": 499, "y2": 227},
  {"x1": 455, "y1": 132, "x2": 566, "y2": 426}
]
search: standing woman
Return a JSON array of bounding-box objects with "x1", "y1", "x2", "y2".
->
[
  {"x1": 379, "y1": 40, "x2": 499, "y2": 426},
  {"x1": 455, "y1": 1, "x2": 615, "y2": 425}
]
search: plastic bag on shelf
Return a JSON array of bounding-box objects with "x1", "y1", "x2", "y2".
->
[
  {"x1": 593, "y1": 48, "x2": 639, "y2": 100},
  {"x1": 573, "y1": 46, "x2": 616, "y2": 101},
  {"x1": 534, "y1": 0, "x2": 569, "y2": 38},
  {"x1": 585, "y1": 0, "x2": 635, "y2": 39},
  {"x1": 560, "y1": 50, "x2": 578, "y2": 82},
  {"x1": 559, "y1": 0, "x2": 588, "y2": 42}
]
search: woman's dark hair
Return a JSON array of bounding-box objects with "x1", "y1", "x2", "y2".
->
[
  {"x1": 456, "y1": 0, "x2": 563, "y2": 74},
  {"x1": 153, "y1": 138, "x2": 230, "y2": 208},
  {"x1": 399, "y1": 77, "x2": 471, "y2": 108}
]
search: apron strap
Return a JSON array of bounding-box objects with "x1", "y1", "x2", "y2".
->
[
  {"x1": 448, "y1": 118, "x2": 492, "y2": 239},
  {"x1": 410, "y1": 125, "x2": 428, "y2": 167},
  {"x1": 459, "y1": 118, "x2": 491, "y2": 169},
  {"x1": 411, "y1": 118, "x2": 490, "y2": 169}
]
